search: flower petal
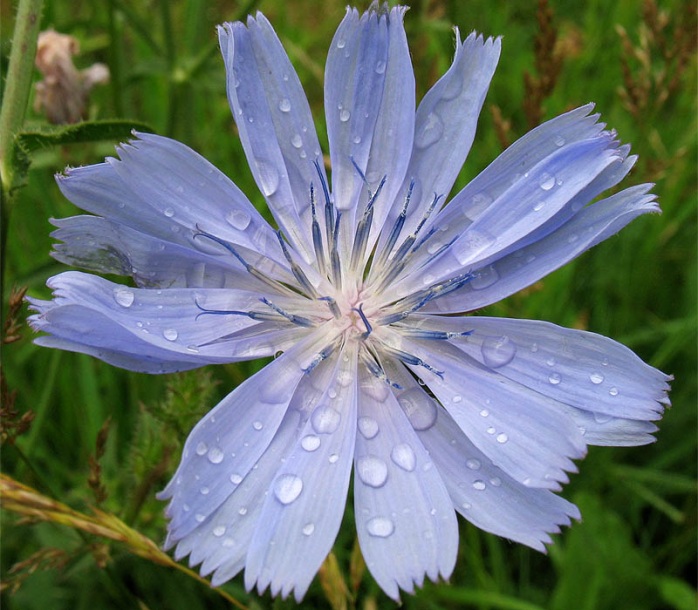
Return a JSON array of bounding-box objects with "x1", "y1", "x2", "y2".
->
[
  {"x1": 413, "y1": 316, "x2": 670, "y2": 423},
  {"x1": 426, "y1": 184, "x2": 659, "y2": 312},
  {"x1": 378, "y1": 30, "x2": 501, "y2": 258},
  {"x1": 389, "y1": 368, "x2": 580, "y2": 550},
  {"x1": 353, "y1": 360, "x2": 457, "y2": 600},
  {"x1": 244, "y1": 343, "x2": 359, "y2": 600},
  {"x1": 218, "y1": 16, "x2": 326, "y2": 262},
  {"x1": 325, "y1": 5, "x2": 414, "y2": 247},
  {"x1": 385, "y1": 331, "x2": 586, "y2": 488},
  {"x1": 57, "y1": 133, "x2": 285, "y2": 267}
]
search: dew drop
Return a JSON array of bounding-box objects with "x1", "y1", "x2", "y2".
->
[
  {"x1": 593, "y1": 412, "x2": 613, "y2": 424},
  {"x1": 195, "y1": 513, "x2": 206, "y2": 523},
  {"x1": 533, "y1": 201, "x2": 545, "y2": 212},
  {"x1": 225, "y1": 210, "x2": 251, "y2": 230},
  {"x1": 302, "y1": 523, "x2": 315, "y2": 536},
  {"x1": 222, "y1": 537, "x2": 235, "y2": 547},
  {"x1": 328, "y1": 453, "x2": 339, "y2": 464},
  {"x1": 473, "y1": 480, "x2": 486, "y2": 491},
  {"x1": 113, "y1": 287, "x2": 135, "y2": 308},
  {"x1": 466, "y1": 458, "x2": 481, "y2": 470},
  {"x1": 462, "y1": 502, "x2": 472, "y2": 510},
  {"x1": 352, "y1": 135, "x2": 362, "y2": 144},
  {"x1": 311, "y1": 406, "x2": 341, "y2": 434},
  {"x1": 238, "y1": 507, "x2": 248, "y2": 515},
  {"x1": 415, "y1": 112, "x2": 444, "y2": 149},
  {"x1": 390, "y1": 444, "x2": 416, "y2": 472},
  {"x1": 164, "y1": 207, "x2": 175, "y2": 218},
  {"x1": 255, "y1": 160, "x2": 280, "y2": 197},
  {"x1": 398, "y1": 389, "x2": 437, "y2": 430},
  {"x1": 163, "y1": 328, "x2": 178, "y2": 341},
  {"x1": 195, "y1": 442, "x2": 208, "y2": 456},
  {"x1": 252, "y1": 420, "x2": 263, "y2": 431},
  {"x1": 366, "y1": 516, "x2": 394, "y2": 538},
  {"x1": 358, "y1": 417, "x2": 379, "y2": 439},
  {"x1": 337, "y1": 38, "x2": 346, "y2": 49},
  {"x1": 207, "y1": 447, "x2": 224, "y2": 464},
  {"x1": 548, "y1": 373, "x2": 562, "y2": 385},
  {"x1": 609, "y1": 386, "x2": 619, "y2": 396},
  {"x1": 200, "y1": 486, "x2": 209, "y2": 495},
  {"x1": 481, "y1": 335, "x2": 517, "y2": 368},
  {"x1": 479, "y1": 409, "x2": 489, "y2": 418},
  {"x1": 230, "y1": 473, "x2": 243, "y2": 485},
  {"x1": 339, "y1": 108, "x2": 351, "y2": 122},
  {"x1": 357, "y1": 456, "x2": 388, "y2": 488},
  {"x1": 590, "y1": 372, "x2": 604, "y2": 385},
  {"x1": 213, "y1": 525, "x2": 226, "y2": 537},
  {"x1": 554, "y1": 135, "x2": 566, "y2": 147},
  {"x1": 273, "y1": 474, "x2": 303, "y2": 505},
  {"x1": 301, "y1": 435, "x2": 321, "y2": 452},
  {"x1": 470, "y1": 265, "x2": 499, "y2": 290},
  {"x1": 278, "y1": 98, "x2": 291, "y2": 112},
  {"x1": 490, "y1": 476, "x2": 502, "y2": 487},
  {"x1": 486, "y1": 426, "x2": 496, "y2": 435},
  {"x1": 538, "y1": 172, "x2": 556, "y2": 191},
  {"x1": 452, "y1": 395, "x2": 463, "y2": 404},
  {"x1": 291, "y1": 134, "x2": 303, "y2": 149},
  {"x1": 496, "y1": 433, "x2": 508, "y2": 444},
  {"x1": 374, "y1": 60, "x2": 386, "y2": 74}
]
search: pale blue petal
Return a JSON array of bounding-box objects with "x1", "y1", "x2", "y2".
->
[
  {"x1": 57, "y1": 134, "x2": 284, "y2": 267},
  {"x1": 385, "y1": 331, "x2": 586, "y2": 488},
  {"x1": 389, "y1": 369, "x2": 580, "y2": 549},
  {"x1": 378, "y1": 31, "x2": 501, "y2": 258},
  {"x1": 426, "y1": 184, "x2": 659, "y2": 312},
  {"x1": 244, "y1": 344, "x2": 359, "y2": 600},
  {"x1": 218, "y1": 18, "x2": 323, "y2": 262},
  {"x1": 353, "y1": 362, "x2": 458, "y2": 600}
]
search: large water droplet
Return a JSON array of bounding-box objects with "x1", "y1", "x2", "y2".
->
[
  {"x1": 311, "y1": 406, "x2": 341, "y2": 434},
  {"x1": 213, "y1": 525, "x2": 226, "y2": 537},
  {"x1": 366, "y1": 516, "x2": 394, "y2": 538},
  {"x1": 357, "y1": 455, "x2": 388, "y2": 488},
  {"x1": 113, "y1": 287, "x2": 135, "y2": 308},
  {"x1": 472, "y1": 480, "x2": 486, "y2": 491},
  {"x1": 255, "y1": 160, "x2": 280, "y2": 197},
  {"x1": 230, "y1": 473, "x2": 243, "y2": 485},
  {"x1": 273, "y1": 474, "x2": 303, "y2": 505},
  {"x1": 195, "y1": 442, "x2": 208, "y2": 456},
  {"x1": 470, "y1": 265, "x2": 500, "y2": 290},
  {"x1": 163, "y1": 328, "x2": 179, "y2": 341},
  {"x1": 301, "y1": 435, "x2": 321, "y2": 452},
  {"x1": 278, "y1": 98, "x2": 291, "y2": 112},
  {"x1": 398, "y1": 389, "x2": 437, "y2": 431},
  {"x1": 339, "y1": 108, "x2": 351, "y2": 122},
  {"x1": 225, "y1": 209, "x2": 251, "y2": 230},
  {"x1": 590, "y1": 372, "x2": 604, "y2": 385},
  {"x1": 358, "y1": 417, "x2": 379, "y2": 439},
  {"x1": 481, "y1": 336, "x2": 517, "y2": 368},
  {"x1": 391, "y1": 444, "x2": 416, "y2": 472},
  {"x1": 538, "y1": 172, "x2": 556, "y2": 191},
  {"x1": 496, "y1": 433, "x2": 508, "y2": 444},
  {"x1": 207, "y1": 447, "x2": 224, "y2": 464},
  {"x1": 291, "y1": 134, "x2": 303, "y2": 149},
  {"x1": 415, "y1": 112, "x2": 444, "y2": 149}
]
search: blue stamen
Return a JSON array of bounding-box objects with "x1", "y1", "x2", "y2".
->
[
  {"x1": 310, "y1": 183, "x2": 327, "y2": 276},
  {"x1": 352, "y1": 303, "x2": 372, "y2": 338},
  {"x1": 260, "y1": 297, "x2": 315, "y2": 327},
  {"x1": 276, "y1": 231, "x2": 319, "y2": 298},
  {"x1": 319, "y1": 296, "x2": 341, "y2": 319}
]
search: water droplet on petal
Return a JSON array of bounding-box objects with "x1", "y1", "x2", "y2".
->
[
  {"x1": 486, "y1": 426, "x2": 496, "y2": 435},
  {"x1": 311, "y1": 406, "x2": 341, "y2": 434},
  {"x1": 163, "y1": 328, "x2": 178, "y2": 341},
  {"x1": 225, "y1": 210, "x2": 251, "y2": 230},
  {"x1": 473, "y1": 480, "x2": 486, "y2": 491},
  {"x1": 298, "y1": 435, "x2": 319, "y2": 453},
  {"x1": 548, "y1": 373, "x2": 562, "y2": 385},
  {"x1": 496, "y1": 433, "x2": 508, "y2": 444},
  {"x1": 339, "y1": 108, "x2": 351, "y2": 122},
  {"x1": 481, "y1": 336, "x2": 517, "y2": 368},
  {"x1": 291, "y1": 134, "x2": 303, "y2": 148},
  {"x1": 302, "y1": 523, "x2": 315, "y2": 536},
  {"x1": 336, "y1": 38, "x2": 346, "y2": 49},
  {"x1": 490, "y1": 476, "x2": 502, "y2": 487},
  {"x1": 594, "y1": 412, "x2": 613, "y2": 424},
  {"x1": 471, "y1": 265, "x2": 499, "y2": 290},
  {"x1": 238, "y1": 507, "x2": 248, "y2": 515},
  {"x1": 252, "y1": 421, "x2": 263, "y2": 431},
  {"x1": 609, "y1": 387, "x2": 619, "y2": 396},
  {"x1": 358, "y1": 417, "x2": 379, "y2": 439},
  {"x1": 366, "y1": 516, "x2": 394, "y2": 538},
  {"x1": 375, "y1": 60, "x2": 386, "y2": 74},
  {"x1": 357, "y1": 456, "x2": 388, "y2": 488},
  {"x1": 230, "y1": 473, "x2": 243, "y2": 484},
  {"x1": 452, "y1": 395, "x2": 463, "y2": 404},
  {"x1": 328, "y1": 453, "x2": 339, "y2": 464},
  {"x1": 391, "y1": 444, "x2": 416, "y2": 472},
  {"x1": 207, "y1": 447, "x2": 224, "y2": 464},
  {"x1": 278, "y1": 98, "x2": 291, "y2": 112},
  {"x1": 255, "y1": 160, "x2": 280, "y2": 197},
  {"x1": 195, "y1": 442, "x2": 208, "y2": 456},
  {"x1": 113, "y1": 287, "x2": 135, "y2": 308},
  {"x1": 273, "y1": 474, "x2": 303, "y2": 505},
  {"x1": 590, "y1": 372, "x2": 604, "y2": 385},
  {"x1": 554, "y1": 135, "x2": 566, "y2": 147},
  {"x1": 164, "y1": 207, "x2": 175, "y2": 218},
  {"x1": 213, "y1": 525, "x2": 226, "y2": 537},
  {"x1": 195, "y1": 513, "x2": 206, "y2": 523},
  {"x1": 539, "y1": 172, "x2": 556, "y2": 191},
  {"x1": 398, "y1": 389, "x2": 437, "y2": 431},
  {"x1": 200, "y1": 486, "x2": 209, "y2": 495},
  {"x1": 533, "y1": 201, "x2": 545, "y2": 212},
  {"x1": 479, "y1": 409, "x2": 489, "y2": 418},
  {"x1": 415, "y1": 112, "x2": 444, "y2": 149},
  {"x1": 466, "y1": 458, "x2": 481, "y2": 470}
]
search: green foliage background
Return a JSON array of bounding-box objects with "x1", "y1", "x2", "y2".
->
[{"x1": 2, "y1": 0, "x2": 696, "y2": 608}]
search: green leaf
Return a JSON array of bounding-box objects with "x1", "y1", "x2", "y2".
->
[{"x1": 657, "y1": 576, "x2": 698, "y2": 610}]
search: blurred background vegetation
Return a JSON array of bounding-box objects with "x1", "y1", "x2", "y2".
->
[{"x1": 1, "y1": 0, "x2": 696, "y2": 608}]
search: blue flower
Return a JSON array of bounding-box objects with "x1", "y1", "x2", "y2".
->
[{"x1": 29, "y1": 4, "x2": 671, "y2": 601}]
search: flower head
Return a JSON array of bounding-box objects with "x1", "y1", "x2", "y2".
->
[{"x1": 29, "y1": 4, "x2": 671, "y2": 601}]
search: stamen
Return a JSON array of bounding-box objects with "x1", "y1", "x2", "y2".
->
[
  {"x1": 310, "y1": 183, "x2": 327, "y2": 277},
  {"x1": 350, "y1": 175, "x2": 386, "y2": 272},
  {"x1": 372, "y1": 179, "x2": 414, "y2": 272},
  {"x1": 393, "y1": 327, "x2": 473, "y2": 340},
  {"x1": 352, "y1": 303, "x2": 372, "y2": 338},
  {"x1": 276, "y1": 231, "x2": 319, "y2": 298},
  {"x1": 319, "y1": 296, "x2": 342, "y2": 319},
  {"x1": 303, "y1": 335, "x2": 342, "y2": 374},
  {"x1": 194, "y1": 300, "x2": 277, "y2": 323},
  {"x1": 330, "y1": 212, "x2": 342, "y2": 289},
  {"x1": 360, "y1": 349, "x2": 402, "y2": 389},
  {"x1": 382, "y1": 344, "x2": 444, "y2": 378},
  {"x1": 313, "y1": 159, "x2": 335, "y2": 266},
  {"x1": 260, "y1": 297, "x2": 315, "y2": 327}
]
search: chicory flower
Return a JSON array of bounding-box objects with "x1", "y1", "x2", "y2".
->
[{"x1": 29, "y1": 4, "x2": 671, "y2": 601}]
